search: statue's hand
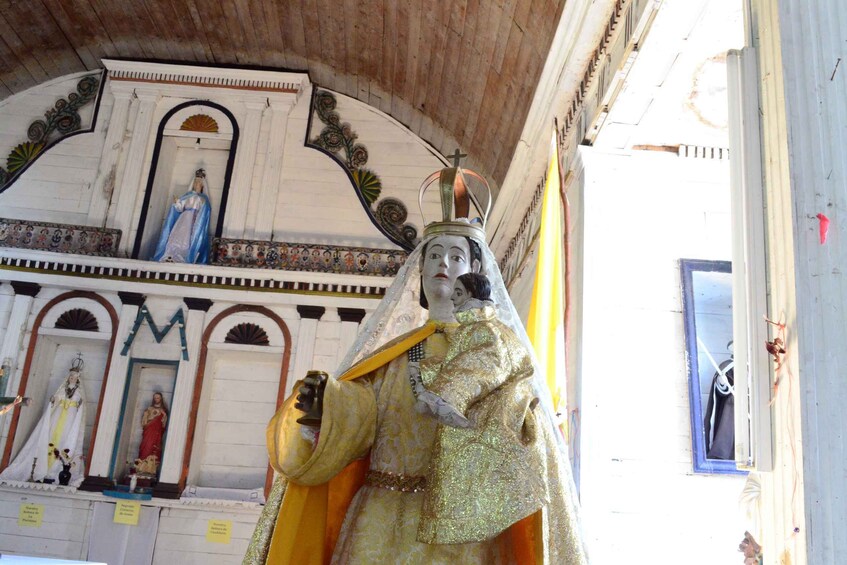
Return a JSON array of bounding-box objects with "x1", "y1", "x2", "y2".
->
[{"x1": 295, "y1": 372, "x2": 328, "y2": 427}]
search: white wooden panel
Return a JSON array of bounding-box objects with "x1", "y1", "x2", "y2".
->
[
  {"x1": 0, "y1": 75, "x2": 109, "y2": 225},
  {"x1": 196, "y1": 357, "x2": 277, "y2": 489},
  {"x1": 578, "y1": 142, "x2": 746, "y2": 565},
  {"x1": 0, "y1": 491, "x2": 92, "y2": 561},
  {"x1": 152, "y1": 507, "x2": 257, "y2": 565}
]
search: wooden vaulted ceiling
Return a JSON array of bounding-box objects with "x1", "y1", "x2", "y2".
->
[{"x1": 0, "y1": 0, "x2": 566, "y2": 187}]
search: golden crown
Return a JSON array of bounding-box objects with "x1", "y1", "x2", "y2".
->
[{"x1": 419, "y1": 149, "x2": 491, "y2": 240}]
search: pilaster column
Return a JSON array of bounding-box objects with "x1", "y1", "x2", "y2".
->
[
  {"x1": 81, "y1": 292, "x2": 145, "y2": 487},
  {"x1": 156, "y1": 297, "x2": 211, "y2": 496},
  {"x1": 337, "y1": 308, "x2": 366, "y2": 368},
  {"x1": 291, "y1": 306, "x2": 325, "y2": 389},
  {"x1": 110, "y1": 93, "x2": 158, "y2": 254},
  {"x1": 0, "y1": 283, "x2": 40, "y2": 396},
  {"x1": 0, "y1": 283, "x2": 40, "y2": 454},
  {"x1": 250, "y1": 101, "x2": 291, "y2": 240},
  {"x1": 223, "y1": 101, "x2": 266, "y2": 239},
  {"x1": 87, "y1": 91, "x2": 132, "y2": 226}
]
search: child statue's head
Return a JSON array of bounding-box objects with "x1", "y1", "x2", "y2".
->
[{"x1": 452, "y1": 272, "x2": 491, "y2": 310}]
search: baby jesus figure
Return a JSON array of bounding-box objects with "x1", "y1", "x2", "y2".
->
[
  {"x1": 409, "y1": 273, "x2": 493, "y2": 426},
  {"x1": 408, "y1": 272, "x2": 549, "y2": 543}
]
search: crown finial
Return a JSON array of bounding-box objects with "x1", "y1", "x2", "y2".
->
[
  {"x1": 418, "y1": 151, "x2": 492, "y2": 240},
  {"x1": 70, "y1": 353, "x2": 84, "y2": 373},
  {"x1": 448, "y1": 148, "x2": 467, "y2": 168}
]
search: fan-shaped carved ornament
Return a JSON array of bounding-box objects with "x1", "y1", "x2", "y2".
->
[
  {"x1": 180, "y1": 114, "x2": 219, "y2": 133},
  {"x1": 55, "y1": 308, "x2": 99, "y2": 332},
  {"x1": 224, "y1": 322, "x2": 269, "y2": 346}
]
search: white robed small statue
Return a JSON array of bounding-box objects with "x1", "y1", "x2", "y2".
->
[
  {"x1": 152, "y1": 168, "x2": 212, "y2": 264},
  {"x1": 0, "y1": 356, "x2": 86, "y2": 486}
]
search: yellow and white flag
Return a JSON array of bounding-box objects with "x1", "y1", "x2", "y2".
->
[{"x1": 526, "y1": 139, "x2": 567, "y2": 436}]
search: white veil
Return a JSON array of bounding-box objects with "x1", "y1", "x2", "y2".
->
[{"x1": 335, "y1": 233, "x2": 569, "y2": 456}]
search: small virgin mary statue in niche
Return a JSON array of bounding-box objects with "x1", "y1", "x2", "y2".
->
[
  {"x1": 152, "y1": 168, "x2": 212, "y2": 264},
  {"x1": 0, "y1": 356, "x2": 86, "y2": 486}
]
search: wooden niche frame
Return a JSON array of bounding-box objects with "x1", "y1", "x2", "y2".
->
[
  {"x1": 0, "y1": 291, "x2": 118, "y2": 475},
  {"x1": 180, "y1": 304, "x2": 291, "y2": 498}
]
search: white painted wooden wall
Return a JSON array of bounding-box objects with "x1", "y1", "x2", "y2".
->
[
  {"x1": 0, "y1": 71, "x2": 111, "y2": 226},
  {"x1": 0, "y1": 279, "x2": 380, "y2": 562},
  {"x1": 193, "y1": 352, "x2": 278, "y2": 490},
  {"x1": 745, "y1": 1, "x2": 847, "y2": 563},
  {"x1": 0, "y1": 63, "x2": 448, "y2": 252},
  {"x1": 0, "y1": 488, "x2": 260, "y2": 564},
  {"x1": 578, "y1": 147, "x2": 746, "y2": 564},
  {"x1": 0, "y1": 59, "x2": 452, "y2": 563}
]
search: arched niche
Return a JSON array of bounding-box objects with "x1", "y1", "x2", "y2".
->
[
  {"x1": 132, "y1": 101, "x2": 239, "y2": 260},
  {"x1": 182, "y1": 305, "x2": 291, "y2": 500},
  {"x1": 1, "y1": 292, "x2": 118, "y2": 477}
]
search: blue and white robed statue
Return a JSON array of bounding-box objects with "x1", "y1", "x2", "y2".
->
[{"x1": 153, "y1": 168, "x2": 212, "y2": 264}]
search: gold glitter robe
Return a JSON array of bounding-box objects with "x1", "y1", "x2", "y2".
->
[
  {"x1": 418, "y1": 305, "x2": 548, "y2": 545},
  {"x1": 247, "y1": 322, "x2": 587, "y2": 565}
]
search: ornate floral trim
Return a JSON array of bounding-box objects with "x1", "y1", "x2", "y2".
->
[
  {"x1": 0, "y1": 251, "x2": 390, "y2": 298},
  {"x1": 212, "y1": 238, "x2": 406, "y2": 277},
  {"x1": 0, "y1": 217, "x2": 121, "y2": 257},
  {"x1": 306, "y1": 89, "x2": 418, "y2": 250},
  {"x1": 364, "y1": 470, "x2": 426, "y2": 493},
  {"x1": 0, "y1": 74, "x2": 101, "y2": 192}
]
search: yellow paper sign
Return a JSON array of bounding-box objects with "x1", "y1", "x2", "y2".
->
[
  {"x1": 113, "y1": 500, "x2": 140, "y2": 525},
  {"x1": 18, "y1": 503, "x2": 43, "y2": 527},
  {"x1": 206, "y1": 519, "x2": 232, "y2": 544}
]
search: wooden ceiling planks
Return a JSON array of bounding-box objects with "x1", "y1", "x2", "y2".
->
[
  {"x1": 0, "y1": 0, "x2": 566, "y2": 186},
  {"x1": 258, "y1": 1, "x2": 288, "y2": 69}
]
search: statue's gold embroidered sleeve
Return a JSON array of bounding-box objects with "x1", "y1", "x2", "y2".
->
[
  {"x1": 267, "y1": 372, "x2": 378, "y2": 486},
  {"x1": 421, "y1": 323, "x2": 510, "y2": 414}
]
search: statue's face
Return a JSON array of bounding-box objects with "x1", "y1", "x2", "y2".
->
[
  {"x1": 67, "y1": 371, "x2": 80, "y2": 386},
  {"x1": 451, "y1": 279, "x2": 470, "y2": 310},
  {"x1": 421, "y1": 235, "x2": 474, "y2": 305},
  {"x1": 153, "y1": 393, "x2": 163, "y2": 406},
  {"x1": 192, "y1": 177, "x2": 203, "y2": 192}
]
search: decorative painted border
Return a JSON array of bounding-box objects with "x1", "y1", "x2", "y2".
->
[
  {"x1": 0, "y1": 72, "x2": 105, "y2": 195},
  {"x1": 305, "y1": 89, "x2": 419, "y2": 250},
  {"x1": 0, "y1": 254, "x2": 390, "y2": 298},
  {"x1": 0, "y1": 217, "x2": 121, "y2": 257},
  {"x1": 503, "y1": 0, "x2": 644, "y2": 285},
  {"x1": 211, "y1": 238, "x2": 406, "y2": 277},
  {"x1": 499, "y1": 175, "x2": 546, "y2": 287},
  {"x1": 109, "y1": 67, "x2": 300, "y2": 94}
]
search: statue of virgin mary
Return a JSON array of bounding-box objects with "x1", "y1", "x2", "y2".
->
[
  {"x1": 0, "y1": 357, "x2": 86, "y2": 486},
  {"x1": 245, "y1": 164, "x2": 587, "y2": 564},
  {"x1": 152, "y1": 168, "x2": 212, "y2": 264}
]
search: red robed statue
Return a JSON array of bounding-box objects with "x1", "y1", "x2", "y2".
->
[{"x1": 136, "y1": 392, "x2": 168, "y2": 477}]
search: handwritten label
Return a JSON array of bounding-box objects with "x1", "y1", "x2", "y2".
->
[
  {"x1": 206, "y1": 519, "x2": 232, "y2": 544},
  {"x1": 18, "y1": 503, "x2": 43, "y2": 527},
  {"x1": 113, "y1": 500, "x2": 140, "y2": 525}
]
